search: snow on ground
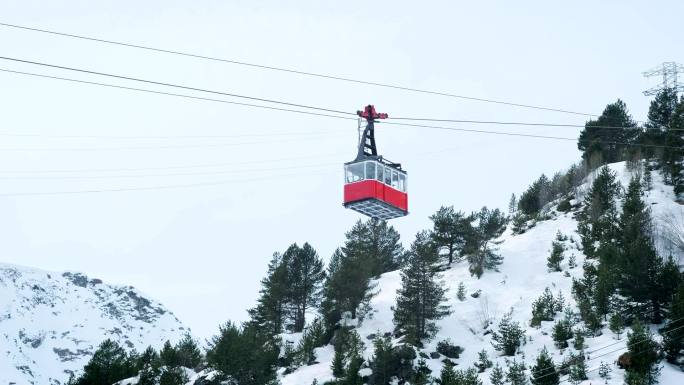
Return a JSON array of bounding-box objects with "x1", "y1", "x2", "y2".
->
[
  {"x1": 282, "y1": 162, "x2": 684, "y2": 385},
  {"x1": 0, "y1": 263, "x2": 188, "y2": 385}
]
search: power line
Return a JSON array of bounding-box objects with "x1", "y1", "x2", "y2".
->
[
  {"x1": 0, "y1": 131, "x2": 347, "y2": 151},
  {"x1": 0, "y1": 129, "x2": 345, "y2": 140},
  {"x1": 0, "y1": 168, "x2": 333, "y2": 197},
  {"x1": 0, "y1": 56, "x2": 355, "y2": 116},
  {"x1": 0, "y1": 21, "x2": 597, "y2": 117},
  {"x1": 389, "y1": 116, "x2": 682, "y2": 132},
  {"x1": 0, "y1": 68, "x2": 356, "y2": 122},
  {"x1": 0, "y1": 161, "x2": 339, "y2": 180},
  {"x1": 379, "y1": 121, "x2": 684, "y2": 150},
  {"x1": 0, "y1": 152, "x2": 345, "y2": 174},
  {"x1": 2, "y1": 67, "x2": 681, "y2": 152}
]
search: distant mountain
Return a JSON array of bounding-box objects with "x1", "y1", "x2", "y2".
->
[{"x1": 0, "y1": 263, "x2": 188, "y2": 385}]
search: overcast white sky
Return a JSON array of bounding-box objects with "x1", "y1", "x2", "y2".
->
[{"x1": 1, "y1": 0, "x2": 682, "y2": 338}]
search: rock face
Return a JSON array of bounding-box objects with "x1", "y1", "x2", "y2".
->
[{"x1": 0, "y1": 263, "x2": 188, "y2": 385}]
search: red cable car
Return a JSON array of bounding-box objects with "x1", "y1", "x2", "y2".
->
[{"x1": 343, "y1": 105, "x2": 408, "y2": 220}]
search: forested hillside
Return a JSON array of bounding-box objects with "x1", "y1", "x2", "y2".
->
[{"x1": 68, "y1": 90, "x2": 684, "y2": 385}]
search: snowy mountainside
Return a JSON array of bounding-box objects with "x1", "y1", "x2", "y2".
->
[
  {"x1": 282, "y1": 162, "x2": 684, "y2": 385},
  {"x1": 0, "y1": 263, "x2": 188, "y2": 385}
]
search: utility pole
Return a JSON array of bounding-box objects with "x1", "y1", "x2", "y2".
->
[{"x1": 642, "y1": 61, "x2": 684, "y2": 96}]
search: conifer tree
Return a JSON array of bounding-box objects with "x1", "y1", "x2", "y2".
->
[
  {"x1": 439, "y1": 361, "x2": 458, "y2": 385},
  {"x1": 598, "y1": 361, "x2": 612, "y2": 382},
  {"x1": 206, "y1": 322, "x2": 280, "y2": 385},
  {"x1": 160, "y1": 340, "x2": 179, "y2": 367},
  {"x1": 368, "y1": 335, "x2": 394, "y2": 385},
  {"x1": 531, "y1": 347, "x2": 558, "y2": 385},
  {"x1": 475, "y1": 349, "x2": 493, "y2": 372},
  {"x1": 552, "y1": 320, "x2": 572, "y2": 349},
  {"x1": 248, "y1": 252, "x2": 290, "y2": 336},
  {"x1": 412, "y1": 359, "x2": 432, "y2": 385},
  {"x1": 174, "y1": 333, "x2": 202, "y2": 369},
  {"x1": 547, "y1": 241, "x2": 564, "y2": 272},
  {"x1": 578, "y1": 99, "x2": 638, "y2": 164},
  {"x1": 465, "y1": 207, "x2": 507, "y2": 278},
  {"x1": 285, "y1": 242, "x2": 326, "y2": 332},
  {"x1": 159, "y1": 367, "x2": 188, "y2": 385},
  {"x1": 393, "y1": 231, "x2": 450, "y2": 346},
  {"x1": 429, "y1": 206, "x2": 472, "y2": 265},
  {"x1": 506, "y1": 360, "x2": 529, "y2": 385},
  {"x1": 457, "y1": 282, "x2": 467, "y2": 301},
  {"x1": 572, "y1": 329, "x2": 585, "y2": 350},
  {"x1": 72, "y1": 339, "x2": 137, "y2": 385},
  {"x1": 344, "y1": 219, "x2": 404, "y2": 277},
  {"x1": 616, "y1": 177, "x2": 669, "y2": 323},
  {"x1": 609, "y1": 313, "x2": 624, "y2": 339},
  {"x1": 489, "y1": 363, "x2": 505, "y2": 385},
  {"x1": 568, "y1": 356, "x2": 587, "y2": 385},
  {"x1": 625, "y1": 320, "x2": 660, "y2": 385},
  {"x1": 577, "y1": 166, "x2": 620, "y2": 259},
  {"x1": 664, "y1": 285, "x2": 684, "y2": 365},
  {"x1": 492, "y1": 310, "x2": 525, "y2": 356}
]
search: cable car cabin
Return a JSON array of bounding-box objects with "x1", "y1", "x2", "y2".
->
[{"x1": 343, "y1": 159, "x2": 408, "y2": 220}]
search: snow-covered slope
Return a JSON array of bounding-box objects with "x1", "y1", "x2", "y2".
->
[
  {"x1": 0, "y1": 263, "x2": 188, "y2": 385},
  {"x1": 282, "y1": 162, "x2": 684, "y2": 385}
]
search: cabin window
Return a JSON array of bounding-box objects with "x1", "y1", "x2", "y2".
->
[
  {"x1": 376, "y1": 164, "x2": 384, "y2": 182},
  {"x1": 365, "y1": 161, "x2": 376, "y2": 180},
  {"x1": 345, "y1": 163, "x2": 364, "y2": 183},
  {"x1": 384, "y1": 167, "x2": 392, "y2": 185},
  {"x1": 398, "y1": 173, "x2": 406, "y2": 192},
  {"x1": 391, "y1": 170, "x2": 399, "y2": 189}
]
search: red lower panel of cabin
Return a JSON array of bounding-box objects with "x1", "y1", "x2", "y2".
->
[{"x1": 343, "y1": 180, "x2": 408, "y2": 220}]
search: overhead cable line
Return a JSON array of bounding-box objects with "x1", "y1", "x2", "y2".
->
[
  {"x1": 0, "y1": 131, "x2": 347, "y2": 151},
  {"x1": 0, "y1": 169, "x2": 333, "y2": 197},
  {"x1": 0, "y1": 56, "x2": 355, "y2": 116},
  {"x1": 0, "y1": 152, "x2": 346, "y2": 174},
  {"x1": 0, "y1": 21, "x2": 596, "y2": 117},
  {"x1": 389, "y1": 116, "x2": 683, "y2": 132},
  {"x1": 0, "y1": 68, "x2": 356, "y2": 122},
  {"x1": 2, "y1": 67, "x2": 681, "y2": 151}
]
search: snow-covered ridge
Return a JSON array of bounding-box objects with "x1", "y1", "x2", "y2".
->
[
  {"x1": 0, "y1": 263, "x2": 188, "y2": 385},
  {"x1": 282, "y1": 162, "x2": 684, "y2": 385}
]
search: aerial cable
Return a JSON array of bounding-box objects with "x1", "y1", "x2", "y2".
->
[
  {"x1": 0, "y1": 152, "x2": 346, "y2": 174},
  {"x1": 0, "y1": 161, "x2": 339, "y2": 180},
  {"x1": 0, "y1": 68, "x2": 356, "y2": 122},
  {"x1": 0, "y1": 21, "x2": 596, "y2": 117},
  {"x1": 0, "y1": 131, "x2": 347, "y2": 151},
  {"x1": 0, "y1": 168, "x2": 334, "y2": 197},
  {"x1": 0, "y1": 56, "x2": 356, "y2": 116},
  {"x1": 1, "y1": 68, "x2": 681, "y2": 152}
]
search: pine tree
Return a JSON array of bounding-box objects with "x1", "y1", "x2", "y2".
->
[
  {"x1": 568, "y1": 356, "x2": 587, "y2": 385},
  {"x1": 429, "y1": 206, "x2": 472, "y2": 265},
  {"x1": 547, "y1": 241, "x2": 564, "y2": 272},
  {"x1": 577, "y1": 166, "x2": 620, "y2": 259},
  {"x1": 368, "y1": 334, "x2": 394, "y2": 385},
  {"x1": 609, "y1": 313, "x2": 624, "y2": 339},
  {"x1": 644, "y1": 88, "x2": 680, "y2": 178},
  {"x1": 457, "y1": 282, "x2": 467, "y2": 301},
  {"x1": 475, "y1": 349, "x2": 493, "y2": 372},
  {"x1": 439, "y1": 361, "x2": 459, "y2": 385},
  {"x1": 490, "y1": 363, "x2": 506, "y2": 385},
  {"x1": 322, "y1": 219, "x2": 401, "y2": 331},
  {"x1": 509, "y1": 193, "x2": 518, "y2": 215},
  {"x1": 297, "y1": 318, "x2": 326, "y2": 365},
  {"x1": 664, "y1": 285, "x2": 684, "y2": 365},
  {"x1": 625, "y1": 320, "x2": 660, "y2": 385},
  {"x1": 393, "y1": 231, "x2": 450, "y2": 346},
  {"x1": 531, "y1": 347, "x2": 558, "y2": 385},
  {"x1": 159, "y1": 366, "x2": 188, "y2": 385},
  {"x1": 285, "y1": 242, "x2": 326, "y2": 332},
  {"x1": 670, "y1": 97, "x2": 684, "y2": 199},
  {"x1": 72, "y1": 339, "x2": 137, "y2": 385},
  {"x1": 465, "y1": 207, "x2": 507, "y2": 278},
  {"x1": 506, "y1": 360, "x2": 529, "y2": 385},
  {"x1": 175, "y1": 333, "x2": 202, "y2": 368},
  {"x1": 552, "y1": 320, "x2": 572, "y2": 349},
  {"x1": 578, "y1": 99, "x2": 638, "y2": 164},
  {"x1": 572, "y1": 329, "x2": 585, "y2": 350},
  {"x1": 616, "y1": 177, "x2": 668, "y2": 323},
  {"x1": 598, "y1": 361, "x2": 612, "y2": 382},
  {"x1": 206, "y1": 322, "x2": 280, "y2": 385},
  {"x1": 492, "y1": 310, "x2": 525, "y2": 356},
  {"x1": 411, "y1": 359, "x2": 432, "y2": 385},
  {"x1": 247, "y1": 252, "x2": 290, "y2": 336}
]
